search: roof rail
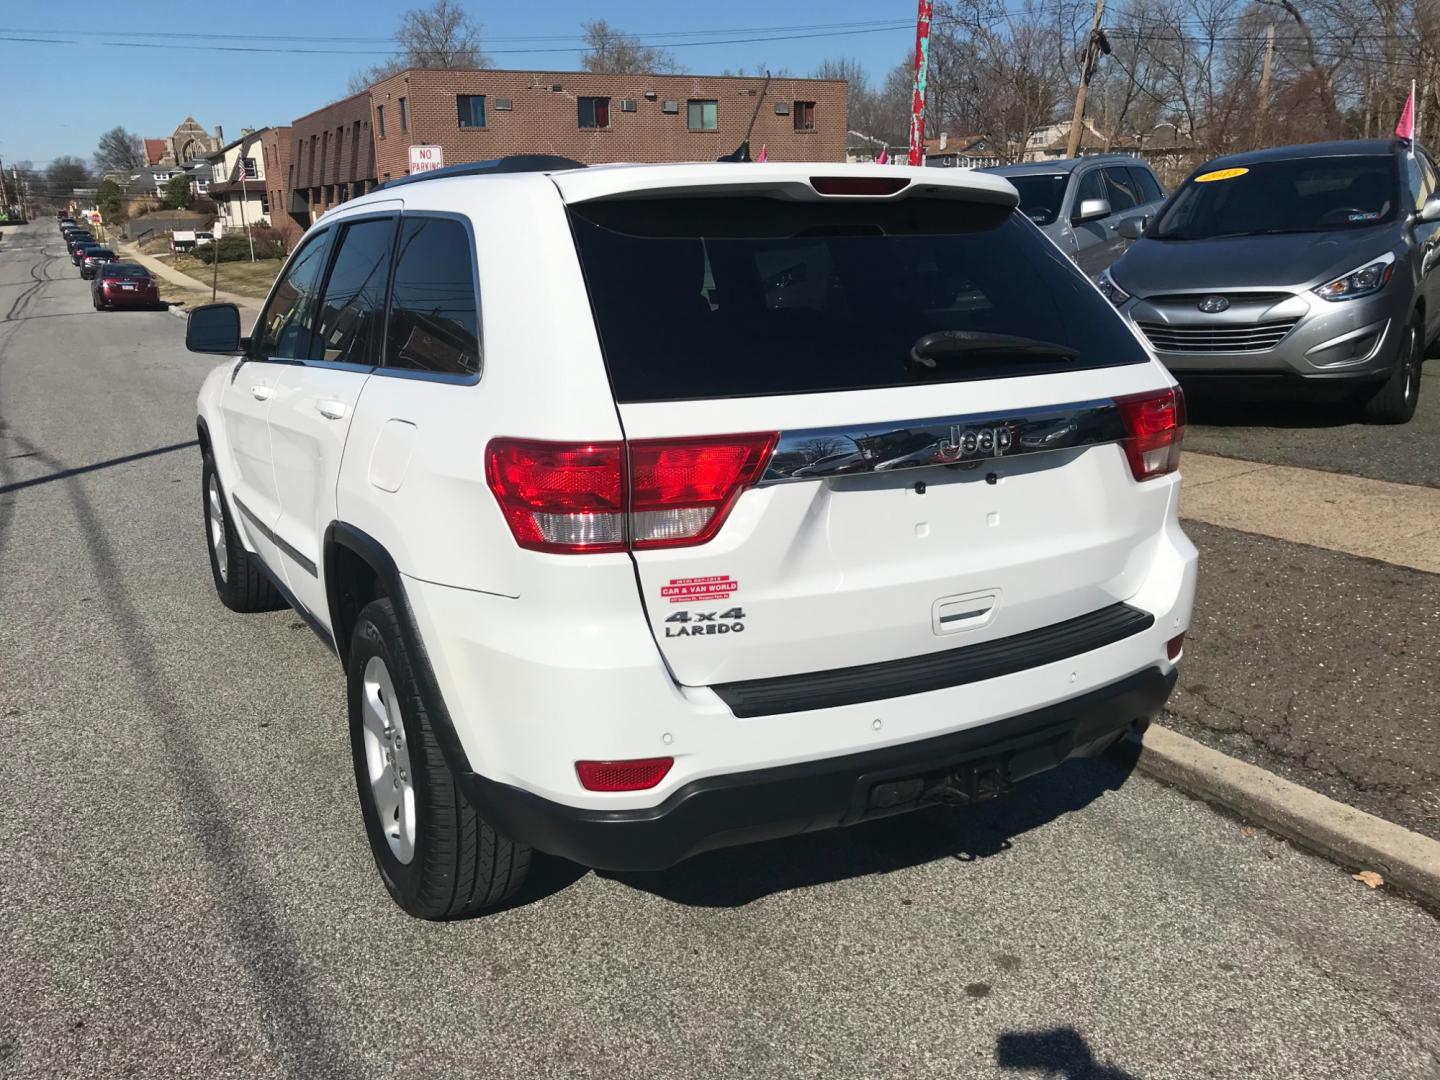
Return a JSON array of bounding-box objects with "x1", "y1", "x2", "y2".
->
[{"x1": 380, "y1": 155, "x2": 587, "y2": 189}]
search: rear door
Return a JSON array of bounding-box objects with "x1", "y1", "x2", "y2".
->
[
  {"x1": 565, "y1": 187, "x2": 1177, "y2": 687},
  {"x1": 1103, "y1": 165, "x2": 1148, "y2": 258},
  {"x1": 268, "y1": 212, "x2": 397, "y2": 623}
]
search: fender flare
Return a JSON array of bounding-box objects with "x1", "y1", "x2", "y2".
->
[{"x1": 324, "y1": 522, "x2": 475, "y2": 779}]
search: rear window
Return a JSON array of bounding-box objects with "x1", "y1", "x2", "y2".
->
[
  {"x1": 103, "y1": 264, "x2": 149, "y2": 279},
  {"x1": 569, "y1": 196, "x2": 1147, "y2": 403}
]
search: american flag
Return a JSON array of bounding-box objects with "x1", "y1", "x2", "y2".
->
[{"x1": 232, "y1": 158, "x2": 249, "y2": 184}]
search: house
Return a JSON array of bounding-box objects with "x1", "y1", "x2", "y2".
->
[
  {"x1": 204, "y1": 128, "x2": 272, "y2": 232},
  {"x1": 1030, "y1": 119, "x2": 1142, "y2": 161},
  {"x1": 923, "y1": 133, "x2": 1003, "y2": 168},
  {"x1": 143, "y1": 118, "x2": 225, "y2": 168}
]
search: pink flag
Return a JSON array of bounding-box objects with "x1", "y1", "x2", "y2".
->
[
  {"x1": 756, "y1": 144, "x2": 768, "y2": 163},
  {"x1": 876, "y1": 145, "x2": 890, "y2": 165},
  {"x1": 1396, "y1": 86, "x2": 1415, "y2": 141}
]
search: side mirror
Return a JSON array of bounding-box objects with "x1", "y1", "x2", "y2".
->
[
  {"x1": 1074, "y1": 197, "x2": 1112, "y2": 223},
  {"x1": 1116, "y1": 215, "x2": 1147, "y2": 240},
  {"x1": 186, "y1": 302, "x2": 242, "y2": 354},
  {"x1": 1416, "y1": 196, "x2": 1440, "y2": 224}
]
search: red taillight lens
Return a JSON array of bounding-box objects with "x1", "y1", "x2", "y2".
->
[
  {"x1": 485, "y1": 440, "x2": 625, "y2": 553},
  {"x1": 629, "y1": 433, "x2": 776, "y2": 549},
  {"x1": 810, "y1": 176, "x2": 910, "y2": 196},
  {"x1": 1166, "y1": 632, "x2": 1185, "y2": 660},
  {"x1": 486, "y1": 434, "x2": 776, "y2": 554},
  {"x1": 1116, "y1": 387, "x2": 1186, "y2": 481},
  {"x1": 576, "y1": 757, "x2": 673, "y2": 792}
]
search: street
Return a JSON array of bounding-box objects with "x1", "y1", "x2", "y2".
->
[{"x1": 3, "y1": 218, "x2": 1440, "y2": 1079}]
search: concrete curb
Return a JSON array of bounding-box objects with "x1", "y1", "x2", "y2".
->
[{"x1": 1133, "y1": 724, "x2": 1440, "y2": 909}]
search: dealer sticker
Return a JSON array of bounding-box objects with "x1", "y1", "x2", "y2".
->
[
  {"x1": 1194, "y1": 167, "x2": 1250, "y2": 183},
  {"x1": 660, "y1": 574, "x2": 738, "y2": 603}
]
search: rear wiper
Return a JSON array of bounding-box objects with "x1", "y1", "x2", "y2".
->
[{"x1": 907, "y1": 331, "x2": 1080, "y2": 371}]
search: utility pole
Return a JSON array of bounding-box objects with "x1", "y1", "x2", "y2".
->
[
  {"x1": 1255, "y1": 24, "x2": 1275, "y2": 148},
  {"x1": 907, "y1": 0, "x2": 935, "y2": 166},
  {"x1": 1065, "y1": 0, "x2": 1108, "y2": 160}
]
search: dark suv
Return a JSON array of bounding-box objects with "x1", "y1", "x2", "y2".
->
[{"x1": 1099, "y1": 140, "x2": 1434, "y2": 423}]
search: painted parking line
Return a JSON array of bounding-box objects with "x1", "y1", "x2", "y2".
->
[{"x1": 1180, "y1": 452, "x2": 1440, "y2": 573}]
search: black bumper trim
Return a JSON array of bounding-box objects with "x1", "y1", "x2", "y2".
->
[
  {"x1": 463, "y1": 665, "x2": 1176, "y2": 872},
  {"x1": 711, "y1": 602, "x2": 1154, "y2": 718}
]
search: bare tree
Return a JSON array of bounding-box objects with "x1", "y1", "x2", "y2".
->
[
  {"x1": 581, "y1": 20, "x2": 678, "y2": 74},
  {"x1": 349, "y1": 0, "x2": 489, "y2": 92},
  {"x1": 93, "y1": 127, "x2": 145, "y2": 174},
  {"x1": 45, "y1": 157, "x2": 92, "y2": 197}
]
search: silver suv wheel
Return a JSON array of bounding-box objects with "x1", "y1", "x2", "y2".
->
[
  {"x1": 206, "y1": 474, "x2": 228, "y2": 583},
  {"x1": 360, "y1": 655, "x2": 416, "y2": 864}
]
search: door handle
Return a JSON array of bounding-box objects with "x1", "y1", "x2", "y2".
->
[
  {"x1": 316, "y1": 399, "x2": 347, "y2": 420},
  {"x1": 250, "y1": 385, "x2": 273, "y2": 401}
]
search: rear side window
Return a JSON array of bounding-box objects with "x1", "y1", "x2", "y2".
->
[
  {"x1": 385, "y1": 216, "x2": 480, "y2": 376},
  {"x1": 312, "y1": 217, "x2": 395, "y2": 365},
  {"x1": 569, "y1": 196, "x2": 1149, "y2": 403},
  {"x1": 1103, "y1": 167, "x2": 1141, "y2": 211},
  {"x1": 256, "y1": 230, "x2": 332, "y2": 359},
  {"x1": 1130, "y1": 166, "x2": 1164, "y2": 203}
]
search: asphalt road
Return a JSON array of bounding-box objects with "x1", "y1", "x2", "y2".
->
[{"x1": 3, "y1": 220, "x2": 1440, "y2": 1080}]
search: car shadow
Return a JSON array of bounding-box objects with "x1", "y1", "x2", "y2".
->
[
  {"x1": 1181, "y1": 391, "x2": 1359, "y2": 430},
  {"x1": 592, "y1": 749, "x2": 1139, "y2": 910},
  {"x1": 996, "y1": 1027, "x2": 1141, "y2": 1078}
]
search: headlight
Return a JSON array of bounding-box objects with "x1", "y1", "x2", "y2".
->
[
  {"x1": 1313, "y1": 252, "x2": 1396, "y2": 301},
  {"x1": 1096, "y1": 269, "x2": 1131, "y2": 305}
]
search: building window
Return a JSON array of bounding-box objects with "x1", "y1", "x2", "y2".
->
[
  {"x1": 260, "y1": 191, "x2": 270, "y2": 214},
  {"x1": 578, "y1": 97, "x2": 610, "y2": 129},
  {"x1": 687, "y1": 100, "x2": 718, "y2": 131},
  {"x1": 793, "y1": 101, "x2": 816, "y2": 131},
  {"x1": 457, "y1": 95, "x2": 487, "y2": 128},
  {"x1": 399, "y1": 97, "x2": 409, "y2": 131},
  {"x1": 377, "y1": 105, "x2": 386, "y2": 138},
  {"x1": 241, "y1": 157, "x2": 258, "y2": 179}
]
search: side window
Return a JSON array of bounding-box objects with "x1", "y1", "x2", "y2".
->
[
  {"x1": 311, "y1": 218, "x2": 396, "y2": 365},
  {"x1": 255, "y1": 230, "x2": 333, "y2": 360},
  {"x1": 1072, "y1": 169, "x2": 1106, "y2": 219},
  {"x1": 385, "y1": 217, "x2": 480, "y2": 376},
  {"x1": 1407, "y1": 154, "x2": 1436, "y2": 211},
  {"x1": 1130, "y1": 166, "x2": 1165, "y2": 204},
  {"x1": 1103, "y1": 167, "x2": 1141, "y2": 212}
]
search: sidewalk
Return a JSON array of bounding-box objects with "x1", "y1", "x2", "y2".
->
[{"x1": 118, "y1": 242, "x2": 263, "y2": 320}]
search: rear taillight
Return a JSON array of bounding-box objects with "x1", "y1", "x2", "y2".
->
[
  {"x1": 1116, "y1": 387, "x2": 1185, "y2": 481},
  {"x1": 1166, "y1": 633, "x2": 1185, "y2": 660},
  {"x1": 576, "y1": 757, "x2": 673, "y2": 792},
  {"x1": 486, "y1": 434, "x2": 776, "y2": 554}
]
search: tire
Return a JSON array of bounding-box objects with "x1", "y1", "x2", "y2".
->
[
  {"x1": 1359, "y1": 313, "x2": 1423, "y2": 424},
  {"x1": 348, "y1": 597, "x2": 531, "y2": 919},
  {"x1": 201, "y1": 454, "x2": 282, "y2": 612}
]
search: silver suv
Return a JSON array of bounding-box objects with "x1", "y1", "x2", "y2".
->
[
  {"x1": 985, "y1": 156, "x2": 1167, "y2": 275},
  {"x1": 1097, "y1": 140, "x2": 1434, "y2": 424}
]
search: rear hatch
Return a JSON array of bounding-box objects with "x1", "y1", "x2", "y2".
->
[{"x1": 556, "y1": 168, "x2": 1181, "y2": 687}]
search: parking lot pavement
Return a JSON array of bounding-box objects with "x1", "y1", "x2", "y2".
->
[
  {"x1": 4, "y1": 220, "x2": 1440, "y2": 1079},
  {"x1": 1184, "y1": 369, "x2": 1440, "y2": 488}
]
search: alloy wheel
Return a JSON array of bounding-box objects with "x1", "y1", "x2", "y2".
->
[
  {"x1": 360, "y1": 656, "x2": 416, "y2": 864},
  {"x1": 206, "y1": 474, "x2": 228, "y2": 583}
]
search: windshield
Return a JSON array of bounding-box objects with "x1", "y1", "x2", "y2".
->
[
  {"x1": 1153, "y1": 154, "x2": 1399, "y2": 240},
  {"x1": 1005, "y1": 174, "x2": 1069, "y2": 226},
  {"x1": 568, "y1": 196, "x2": 1147, "y2": 402}
]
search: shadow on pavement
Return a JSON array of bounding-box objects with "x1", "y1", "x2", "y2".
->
[
  {"x1": 0, "y1": 438, "x2": 198, "y2": 495},
  {"x1": 602, "y1": 752, "x2": 1137, "y2": 909},
  {"x1": 996, "y1": 1027, "x2": 1140, "y2": 1078},
  {"x1": 1182, "y1": 391, "x2": 1359, "y2": 430}
]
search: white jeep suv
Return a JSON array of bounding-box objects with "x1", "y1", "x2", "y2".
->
[{"x1": 187, "y1": 155, "x2": 1197, "y2": 919}]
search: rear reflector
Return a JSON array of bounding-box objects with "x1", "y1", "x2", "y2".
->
[
  {"x1": 1116, "y1": 387, "x2": 1186, "y2": 481},
  {"x1": 486, "y1": 434, "x2": 777, "y2": 554},
  {"x1": 1166, "y1": 632, "x2": 1185, "y2": 660},
  {"x1": 576, "y1": 757, "x2": 673, "y2": 791},
  {"x1": 810, "y1": 176, "x2": 910, "y2": 196}
]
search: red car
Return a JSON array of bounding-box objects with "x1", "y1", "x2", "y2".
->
[{"x1": 92, "y1": 263, "x2": 161, "y2": 310}]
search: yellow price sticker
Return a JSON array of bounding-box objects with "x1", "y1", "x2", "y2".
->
[{"x1": 1194, "y1": 167, "x2": 1250, "y2": 183}]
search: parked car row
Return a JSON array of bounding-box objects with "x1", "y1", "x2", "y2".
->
[
  {"x1": 58, "y1": 216, "x2": 163, "y2": 310},
  {"x1": 986, "y1": 139, "x2": 1429, "y2": 424}
]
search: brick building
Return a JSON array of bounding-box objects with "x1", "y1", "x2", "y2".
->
[
  {"x1": 287, "y1": 92, "x2": 378, "y2": 228},
  {"x1": 365, "y1": 69, "x2": 848, "y2": 183},
  {"x1": 259, "y1": 126, "x2": 300, "y2": 246}
]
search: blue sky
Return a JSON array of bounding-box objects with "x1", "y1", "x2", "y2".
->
[{"x1": 0, "y1": 1, "x2": 916, "y2": 167}]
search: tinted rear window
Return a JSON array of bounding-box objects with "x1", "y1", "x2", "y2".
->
[
  {"x1": 569, "y1": 197, "x2": 1147, "y2": 403},
  {"x1": 102, "y1": 264, "x2": 149, "y2": 279}
]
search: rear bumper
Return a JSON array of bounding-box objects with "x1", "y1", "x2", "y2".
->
[{"x1": 463, "y1": 666, "x2": 1176, "y2": 870}]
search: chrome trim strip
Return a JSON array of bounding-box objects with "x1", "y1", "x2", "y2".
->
[{"x1": 758, "y1": 398, "x2": 1125, "y2": 484}]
